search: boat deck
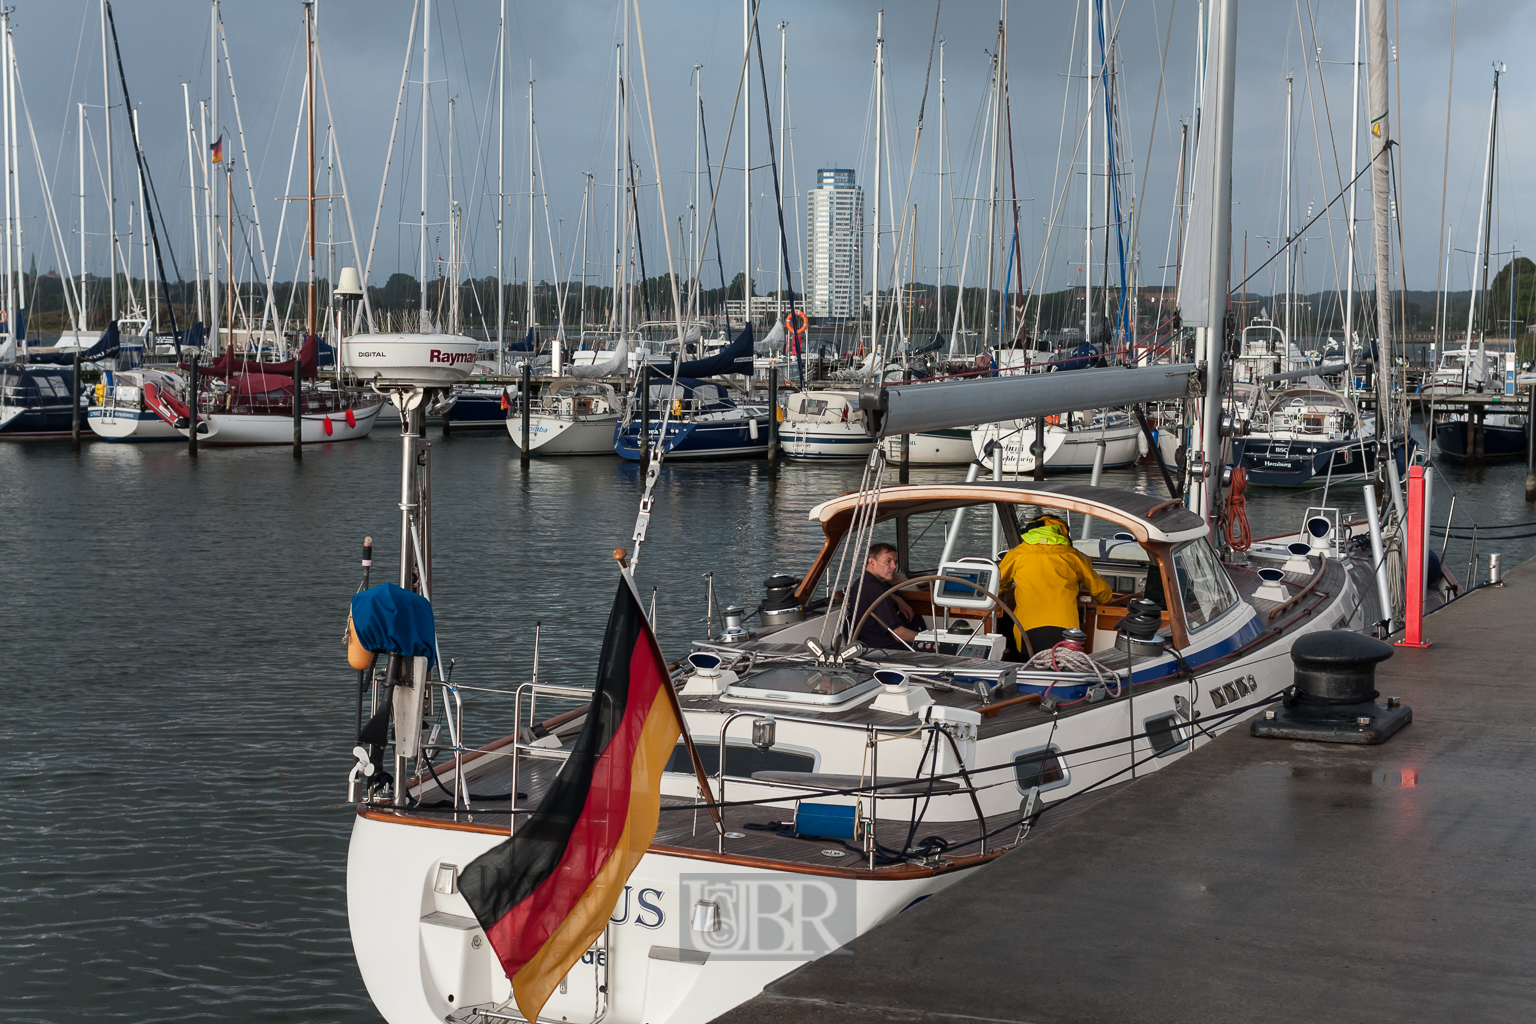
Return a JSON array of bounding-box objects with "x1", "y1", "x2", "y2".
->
[{"x1": 710, "y1": 558, "x2": 1536, "y2": 1024}]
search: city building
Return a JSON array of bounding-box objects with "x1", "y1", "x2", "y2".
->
[{"x1": 805, "y1": 168, "x2": 864, "y2": 319}]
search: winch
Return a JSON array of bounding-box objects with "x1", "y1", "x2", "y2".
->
[{"x1": 759, "y1": 573, "x2": 804, "y2": 626}]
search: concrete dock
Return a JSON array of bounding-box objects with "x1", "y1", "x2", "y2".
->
[{"x1": 715, "y1": 562, "x2": 1536, "y2": 1024}]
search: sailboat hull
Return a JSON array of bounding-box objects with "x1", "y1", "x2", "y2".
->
[
  {"x1": 510, "y1": 413, "x2": 621, "y2": 455},
  {"x1": 190, "y1": 398, "x2": 385, "y2": 446}
]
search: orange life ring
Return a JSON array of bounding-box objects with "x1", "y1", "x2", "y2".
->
[
  {"x1": 785, "y1": 310, "x2": 808, "y2": 335},
  {"x1": 1045, "y1": 414, "x2": 1062, "y2": 427}
]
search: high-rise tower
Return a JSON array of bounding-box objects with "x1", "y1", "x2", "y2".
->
[{"x1": 805, "y1": 168, "x2": 863, "y2": 319}]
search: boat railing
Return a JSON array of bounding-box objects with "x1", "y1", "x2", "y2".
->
[{"x1": 708, "y1": 709, "x2": 993, "y2": 868}]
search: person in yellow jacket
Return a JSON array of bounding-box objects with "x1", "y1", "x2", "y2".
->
[{"x1": 998, "y1": 514, "x2": 1112, "y2": 657}]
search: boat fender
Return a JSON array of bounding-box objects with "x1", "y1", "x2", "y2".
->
[
  {"x1": 749, "y1": 417, "x2": 760, "y2": 440},
  {"x1": 346, "y1": 615, "x2": 373, "y2": 671},
  {"x1": 1136, "y1": 430, "x2": 1149, "y2": 457},
  {"x1": 346, "y1": 408, "x2": 357, "y2": 428},
  {"x1": 324, "y1": 416, "x2": 334, "y2": 436}
]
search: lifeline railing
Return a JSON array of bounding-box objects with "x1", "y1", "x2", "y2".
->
[{"x1": 401, "y1": 675, "x2": 996, "y2": 868}]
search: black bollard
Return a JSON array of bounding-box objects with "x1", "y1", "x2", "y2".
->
[
  {"x1": 520, "y1": 362, "x2": 532, "y2": 463},
  {"x1": 1251, "y1": 630, "x2": 1411, "y2": 744},
  {"x1": 71, "y1": 349, "x2": 82, "y2": 451}
]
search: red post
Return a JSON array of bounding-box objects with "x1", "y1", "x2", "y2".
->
[{"x1": 1395, "y1": 464, "x2": 1432, "y2": 648}]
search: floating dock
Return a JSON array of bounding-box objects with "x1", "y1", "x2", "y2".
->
[{"x1": 714, "y1": 561, "x2": 1536, "y2": 1024}]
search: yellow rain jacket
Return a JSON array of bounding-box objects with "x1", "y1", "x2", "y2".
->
[{"x1": 999, "y1": 519, "x2": 1113, "y2": 644}]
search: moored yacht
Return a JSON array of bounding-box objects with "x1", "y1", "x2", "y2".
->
[
  {"x1": 509, "y1": 378, "x2": 622, "y2": 456},
  {"x1": 779, "y1": 389, "x2": 876, "y2": 461}
]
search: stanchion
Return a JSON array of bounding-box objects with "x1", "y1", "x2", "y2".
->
[{"x1": 1395, "y1": 464, "x2": 1432, "y2": 649}]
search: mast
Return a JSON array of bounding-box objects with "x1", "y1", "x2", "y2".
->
[
  {"x1": 78, "y1": 102, "x2": 87, "y2": 333},
  {"x1": 1366, "y1": 0, "x2": 1393, "y2": 441},
  {"x1": 1083, "y1": 0, "x2": 1091, "y2": 352},
  {"x1": 692, "y1": 64, "x2": 701, "y2": 321},
  {"x1": 871, "y1": 9, "x2": 883, "y2": 354},
  {"x1": 526, "y1": 71, "x2": 535, "y2": 350},
  {"x1": 418, "y1": 0, "x2": 430, "y2": 332},
  {"x1": 981, "y1": 20, "x2": 1001, "y2": 354},
  {"x1": 936, "y1": 39, "x2": 945, "y2": 334},
  {"x1": 447, "y1": 97, "x2": 456, "y2": 334},
  {"x1": 496, "y1": 0, "x2": 505, "y2": 366},
  {"x1": 580, "y1": 172, "x2": 591, "y2": 337},
  {"x1": 612, "y1": 42, "x2": 621, "y2": 332},
  {"x1": 1284, "y1": 71, "x2": 1293, "y2": 356},
  {"x1": 182, "y1": 85, "x2": 204, "y2": 328},
  {"x1": 306, "y1": 0, "x2": 316, "y2": 342},
  {"x1": 1189, "y1": 0, "x2": 1236, "y2": 523},
  {"x1": 1344, "y1": 0, "x2": 1361, "y2": 387},
  {"x1": 102, "y1": 0, "x2": 116, "y2": 321},
  {"x1": 1, "y1": 11, "x2": 12, "y2": 351},
  {"x1": 742, "y1": 0, "x2": 751, "y2": 326},
  {"x1": 1463, "y1": 67, "x2": 1499, "y2": 348},
  {"x1": 208, "y1": 2, "x2": 219, "y2": 350},
  {"x1": 776, "y1": 21, "x2": 786, "y2": 325}
]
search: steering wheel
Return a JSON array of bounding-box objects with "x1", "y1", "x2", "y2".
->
[{"x1": 847, "y1": 574, "x2": 1037, "y2": 659}]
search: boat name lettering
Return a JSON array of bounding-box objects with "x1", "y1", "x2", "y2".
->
[
  {"x1": 429, "y1": 349, "x2": 476, "y2": 365},
  {"x1": 608, "y1": 884, "x2": 666, "y2": 929}
]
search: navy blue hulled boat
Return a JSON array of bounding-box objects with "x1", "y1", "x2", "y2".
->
[
  {"x1": 613, "y1": 324, "x2": 768, "y2": 460},
  {"x1": 613, "y1": 376, "x2": 769, "y2": 460},
  {"x1": 0, "y1": 366, "x2": 84, "y2": 438},
  {"x1": 1433, "y1": 414, "x2": 1528, "y2": 459}
]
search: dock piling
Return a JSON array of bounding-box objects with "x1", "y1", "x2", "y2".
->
[
  {"x1": 188, "y1": 357, "x2": 198, "y2": 459},
  {"x1": 1526, "y1": 383, "x2": 1535, "y2": 501},
  {"x1": 766, "y1": 365, "x2": 778, "y2": 464},
  {"x1": 71, "y1": 350, "x2": 81, "y2": 452},
  {"x1": 520, "y1": 363, "x2": 531, "y2": 464},
  {"x1": 292, "y1": 350, "x2": 302, "y2": 460}
]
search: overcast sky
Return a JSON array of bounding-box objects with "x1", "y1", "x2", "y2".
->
[{"x1": 11, "y1": 0, "x2": 1532, "y2": 315}]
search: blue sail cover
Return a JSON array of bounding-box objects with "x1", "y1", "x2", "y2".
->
[
  {"x1": 351, "y1": 583, "x2": 438, "y2": 668},
  {"x1": 912, "y1": 331, "x2": 947, "y2": 355},
  {"x1": 676, "y1": 323, "x2": 754, "y2": 377},
  {"x1": 506, "y1": 326, "x2": 537, "y2": 353}
]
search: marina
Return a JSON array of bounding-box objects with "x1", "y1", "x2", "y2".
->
[{"x1": 5, "y1": 1, "x2": 1536, "y2": 1023}]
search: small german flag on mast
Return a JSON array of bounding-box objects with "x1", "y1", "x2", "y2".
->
[
  {"x1": 210, "y1": 136, "x2": 223, "y2": 164},
  {"x1": 459, "y1": 572, "x2": 701, "y2": 1024}
]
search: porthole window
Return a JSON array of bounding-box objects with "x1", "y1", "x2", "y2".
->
[
  {"x1": 1013, "y1": 747, "x2": 1067, "y2": 793},
  {"x1": 1145, "y1": 713, "x2": 1187, "y2": 755}
]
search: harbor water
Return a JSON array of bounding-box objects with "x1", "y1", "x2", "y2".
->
[{"x1": 1, "y1": 425, "x2": 1527, "y2": 1023}]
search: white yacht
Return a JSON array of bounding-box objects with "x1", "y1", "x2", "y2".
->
[
  {"x1": 779, "y1": 389, "x2": 876, "y2": 461},
  {"x1": 508, "y1": 378, "x2": 622, "y2": 456}
]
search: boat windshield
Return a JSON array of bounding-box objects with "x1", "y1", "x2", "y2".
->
[{"x1": 1171, "y1": 541, "x2": 1240, "y2": 631}]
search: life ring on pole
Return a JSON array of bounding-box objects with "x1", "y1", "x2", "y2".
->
[{"x1": 785, "y1": 310, "x2": 808, "y2": 355}]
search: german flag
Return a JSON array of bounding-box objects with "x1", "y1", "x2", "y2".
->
[
  {"x1": 500, "y1": 387, "x2": 512, "y2": 412},
  {"x1": 210, "y1": 136, "x2": 223, "y2": 164},
  {"x1": 459, "y1": 575, "x2": 683, "y2": 1024}
]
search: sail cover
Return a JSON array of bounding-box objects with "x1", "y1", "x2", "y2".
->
[
  {"x1": 675, "y1": 323, "x2": 754, "y2": 377},
  {"x1": 568, "y1": 337, "x2": 630, "y2": 379}
]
